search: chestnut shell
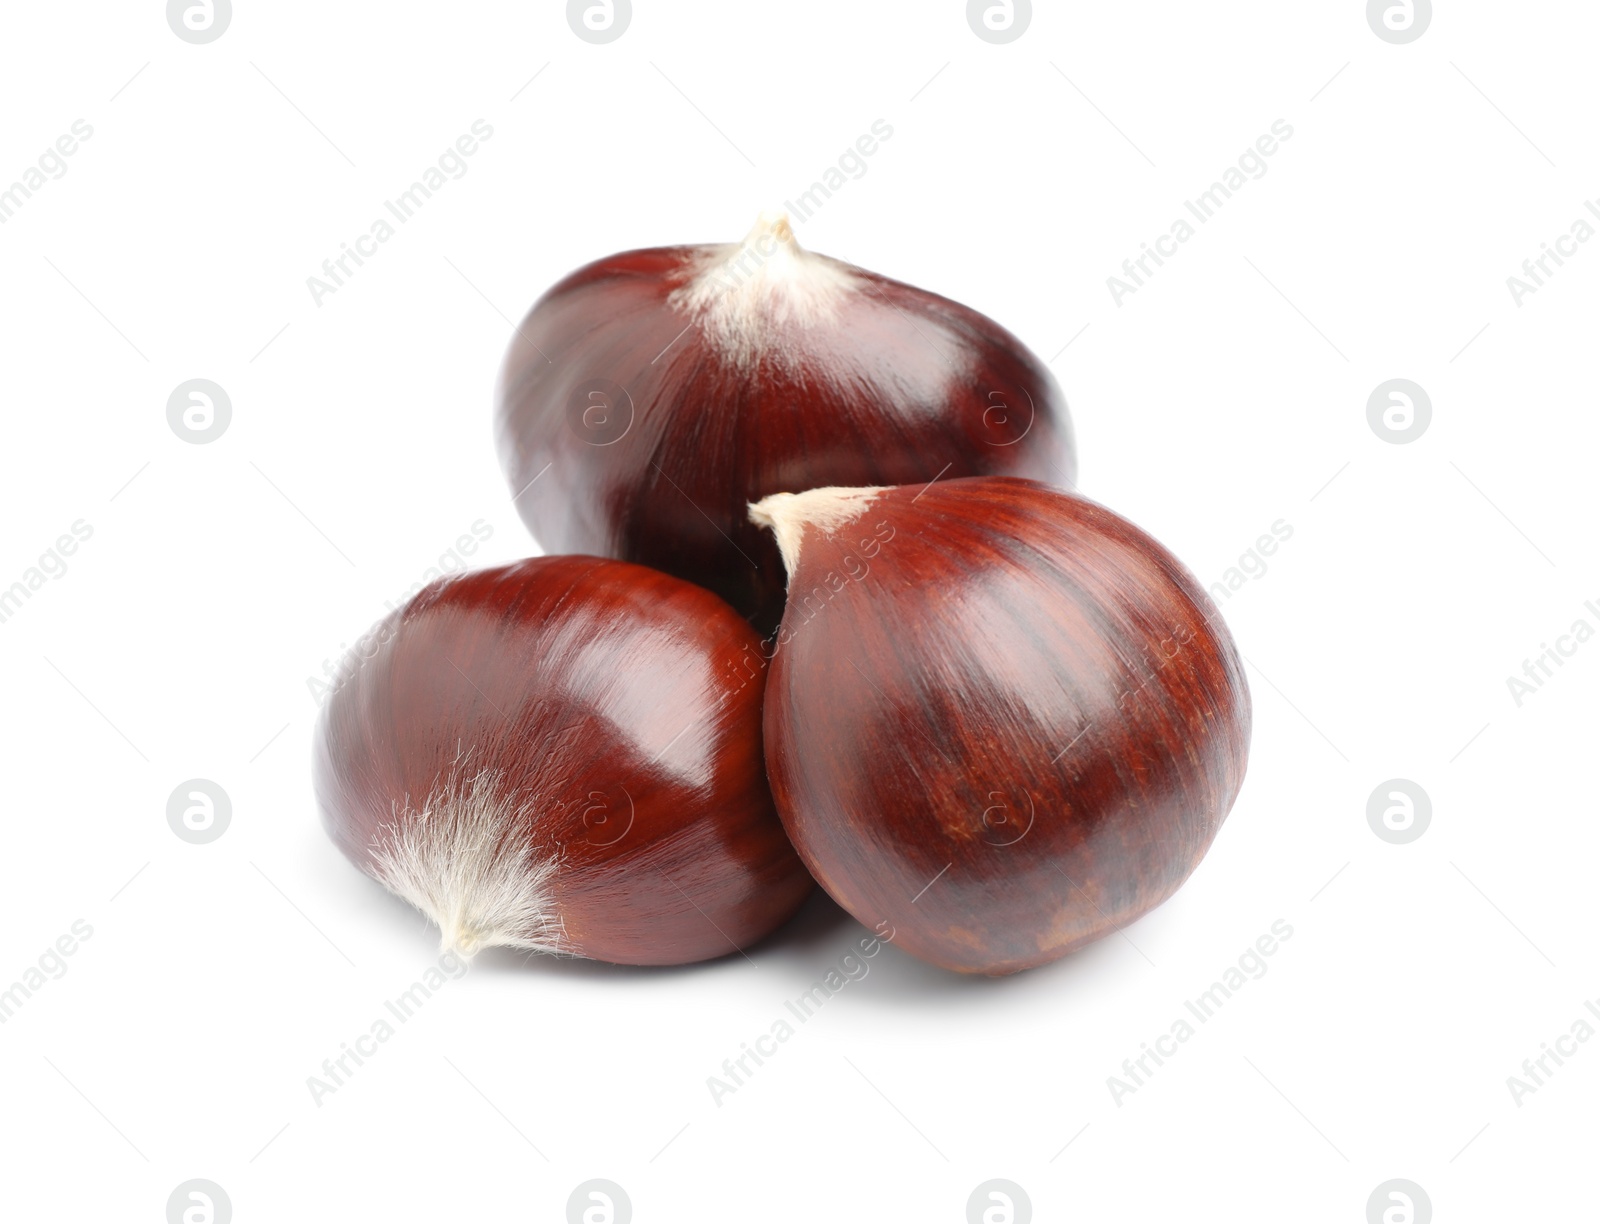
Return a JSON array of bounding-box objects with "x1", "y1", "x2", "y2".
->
[
  {"x1": 758, "y1": 478, "x2": 1251, "y2": 975},
  {"x1": 313, "y1": 555, "x2": 811, "y2": 965},
  {"x1": 495, "y1": 229, "x2": 1076, "y2": 632}
]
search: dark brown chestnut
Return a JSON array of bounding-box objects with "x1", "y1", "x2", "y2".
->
[
  {"x1": 312, "y1": 555, "x2": 811, "y2": 965},
  {"x1": 749, "y1": 477, "x2": 1251, "y2": 975},
  {"x1": 495, "y1": 214, "x2": 1076, "y2": 632}
]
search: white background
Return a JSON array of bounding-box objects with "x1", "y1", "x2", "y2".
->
[{"x1": 1, "y1": 2, "x2": 1595, "y2": 1221}]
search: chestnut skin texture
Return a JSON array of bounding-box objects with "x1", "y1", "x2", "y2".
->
[
  {"x1": 758, "y1": 478, "x2": 1251, "y2": 975},
  {"x1": 313, "y1": 556, "x2": 811, "y2": 966},
  {"x1": 495, "y1": 227, "x2": 1076, "y2": 633}
]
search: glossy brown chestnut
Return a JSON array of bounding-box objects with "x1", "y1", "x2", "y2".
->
[
  {"x1": 312, "y1": 556, "x2": 811, "y2": 965},
  {"x1": 749, "y1": 478, "x2": 1251, "y2": 975},
  {"x1": 495, "y1": 214, "x2": 1076, "y2": 632}
]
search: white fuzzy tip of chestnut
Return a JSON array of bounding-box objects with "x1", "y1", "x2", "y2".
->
[
  {"x1": 749, "y1": 486, "x2": 885, "y2": 577},
  {"x1": 668, "y1": 212, "x2": 857, "y2": 368},
  {"x1": 368, "y1": 768, "x2": 565, "y2": 960}
]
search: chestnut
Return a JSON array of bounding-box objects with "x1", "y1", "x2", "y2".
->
[
  {"x1": 495, "y1": 213, "x2": 1076, "y2": 632},
  {"x1": 749, "y1": 477, "x2": 1251, "y2": 975},
  {"x1": 313, "y1": 556, "x2": 812, "y2": 965}
]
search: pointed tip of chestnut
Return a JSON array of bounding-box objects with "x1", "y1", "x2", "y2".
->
[
  {"x1": 436, "y1": 917, "x2": 538, "y2": 962},
  {"x1": 670, "y1": 216, "x2": 857, "y2": 369},
  {"x1": 743, "y1": 208, "x2": 800, "y2": 251},
  {"x1": 441, "y1": 924, "x2": 486, "y2": 961},
  {"x1": 749, "y1": 486, "x2": 886, "y2": 577}
]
